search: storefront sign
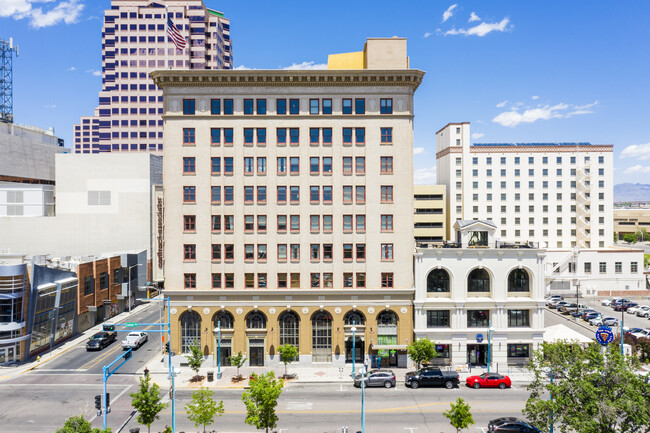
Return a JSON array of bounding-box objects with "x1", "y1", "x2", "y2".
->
[
  {"x1": 596, "y1": 326, "x2": 614, "y2": 346},
  {"x1": 476, "y1": 334, "x2": 484, "y2": 343},
  {"x1": 156, "y1": 197, "x2": 164, "y2": 269}
]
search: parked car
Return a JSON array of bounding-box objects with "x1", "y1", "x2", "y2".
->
[
  {"x1": 627, "y1": 305, "x2": 647, "y2": 315},
  {"x1": 580, "y1": 309, "x2": 597, "y2": 319},
  {"x1": 121, "y1": 332, "x2": 148, "y2": 350},
  {"x1": 614, "y1": 302, "x2": 638, "y2": 312},
  {"x1": 588, "y1": 315, "x2": 604, "y2": 326},
  {"x1": 583, "y1": 312, "x2": 601, "y2": 322},
  {"x1": 624, "y1": 327, "x2": 644, "y2": 336},
  {"x1": 611, "y1": 299, "x2": 630, "y2": 308},
  {"x1": 630, "y1": 329, "x2": 650, "y2": 339},
  {"x1": 591, "y1": 316, "x2": 619, "y2": 327},
  {"x1": 553, "y1": 301, "x2": 570, "y2": 310},
  {"x1": 405, "y1": 367, "x2": 460, "y2": 389},
  {"x1": 545, "y1": 296, "x2": 563, "y2": 306},
  {"x1": 488, "y1": 418, "x2": 541, "y2": 432},
  {"x1": 548, "y1": 299, "x2": 567, "y2": 308},
  {"x1": 466, "y1": 373, "x2": 511, "y2": 389},
  {"x1": 353, "y1": 369, "x2": 396, "y2": 388},
  {"x1": 635, "y1": 306, "x2": 650, "y2": 317},
  {"x1": 86, "y1": 331, "x2": 117, "y2": 351}
]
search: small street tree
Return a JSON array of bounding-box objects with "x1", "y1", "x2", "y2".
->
[
  {"x1": 525, "y1": 341, "x2": 650, "y2": 433},
  {"x1": 623, "y1": 233, "x2": 637, "y2": 244},
  {"x1": 129, "y1": 375, "x2": 169, "y2": 433},
  {"x1": 443, "y1": 398, "x2": 476, "y2": 433},
  {"x1": 229, "y1": 351, "x2": 247, "y2": 378},
  {"x1": 57, "y1": 416, "x2": 111, "y2": 433},
  {"x1": 242, "y1": 372, "x2": 284, "y2": 433},
  {"x1": 187, "y1": 339, "x2": 204, "y2": 381},
  {"x1": 185, "y1": 387, "x2": 224, "y2": 433},
  {"x1": 406, "y1": 337, "x2": 437, "y2": 369},
  {"x1": 277, "y1": 344, "x2": 299, "y2": 378}
]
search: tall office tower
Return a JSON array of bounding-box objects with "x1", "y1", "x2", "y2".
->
[
  {"x1": 74, "y1": 0, "x2": 232, "y2": 154},
  {"x1": 153, "y1": 38, "x2": 424, "y2": 368},
  {"x1": 436, "y1": 123, "x2": 614, "y2": 249}
]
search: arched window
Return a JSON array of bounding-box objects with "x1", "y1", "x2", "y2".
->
[
  {"x1": 376, "y1": 311, "x2": 398, "y2": 345},
  {"x1": 468, "y1": 268, "x2": 490, "y2": 292},
  {"x1": 213, "y1": 311, "x2": 234, "y2": 329},
  {"x1": 180, "y1": 310, "x2": 201, "y2": 354},
  {"x1": 246, "y1": 311, "x2": 267, "y2": 329},
  {"x1": 427, "y1": 269, "x2": 450, "y2": 292},
  {"x1": 508, "y1": 269, "x2": 530, "y2": 292},
  {"x1": 279, "y1": 311, "x2": 300, "y2": 354},
  {"x1": 344, "y1": 311, "x2": 365, "y2": 326},
  {"x1": 312, "y1": 311, "x2": 332, "y2": 362}
]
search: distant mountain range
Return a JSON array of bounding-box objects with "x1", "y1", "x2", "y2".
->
[{"x1": 614, "y1": 183, "x2": 650, "y2": 202}]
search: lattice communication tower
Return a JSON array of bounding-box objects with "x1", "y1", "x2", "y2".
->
[{"x1": 0, "y1": 38, "x2": 19, "y2": 124}]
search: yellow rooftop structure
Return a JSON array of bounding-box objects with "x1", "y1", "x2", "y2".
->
[{"x1": 327, "y1": 37, "x2": 409, "y2": 70}]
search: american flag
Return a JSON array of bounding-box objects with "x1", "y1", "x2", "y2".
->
[{"x1": 167, "y1": 17, "x2": 186, "y2": 50}]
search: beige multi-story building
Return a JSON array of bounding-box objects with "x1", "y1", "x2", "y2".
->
[
  {"x1": 414, "y1": 185, "x2": 446, "y2": 244},
  {"x1": 74, "y1": 0, "x2": 232, "y2": 154},
  {"x1": 153, "y1": 38, "x2": 424, "y2": 368},
  {"x1": 614, "y1": 208, "x2": 650, "y2": 240},
  {"x1": 436, "y1": 122, "x2": 614, "y2": 249}
]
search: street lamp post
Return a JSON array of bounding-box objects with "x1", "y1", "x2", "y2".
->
[
  {"x1": 217, "y1": 320, "x2": 222, "y2": 379},
  {"x1": 351, "y1": 322, "x2": 357, "y2": 377},
  {"x1": 360, "y1": 367, "x2": 366, "y2": 433},
  {"x1": 487, "y1": 320, "x2": 493, "y2": 373},
  {"x1": 620, "y1": 307, "x2": 625, "y2": 357}
]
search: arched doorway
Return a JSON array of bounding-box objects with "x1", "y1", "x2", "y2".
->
[
  {"x1": 245, "y1": 311, "x2": 267, "y2": 366},
  {"x1": 213, "y1": 311, "x2": 234, "y2": 366},
  {"x1": 279, "y1": 311, "x2": 300, "y2": 362},
  {"x1": 311, "y1": 311, "x2": 332, "y2": 363},
  {"x1": 180, "y1": 310, "x2": 201, "y2": 354},
  {"x1": 376, "y1": 311, "x2": 398, "y2": 367},
  {"x1": 344, "y1": 311, "x2": 365, "y2": 363}
]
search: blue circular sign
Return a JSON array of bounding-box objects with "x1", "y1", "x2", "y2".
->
[
  {"x1": 476, "y1": 334, "x2": 484, "y2": 343},
  {"x1": 596, "y1": 326, "x2": 614, "y2": 346}
]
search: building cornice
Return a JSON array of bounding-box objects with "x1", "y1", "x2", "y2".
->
[
  {"x1": 150, "y1": 69, "x2": 425, "y2": 91},
  {"x1": 436, "y1": 146, "x2": 462, "y2": 159},
  {"x1": 470, "y1": 145, "x2": 614, "y2": 153}
]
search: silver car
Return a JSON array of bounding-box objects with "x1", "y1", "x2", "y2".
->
[{"x1": 353, "y1": 370, "x2": 396, "y2": 388}]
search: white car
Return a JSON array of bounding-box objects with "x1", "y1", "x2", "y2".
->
[
  {"x1": 601, "y1": 297, "x2": 623, "y2": 307},
  {"x1": 591, "y1": 316, "x2": 619, "y2": 327},
  {"x1": 636, "y1": 306, "x2": 650, "y2": 318},
  {"x1": 546, "y1": 296, "x2": 562, "y2": 306},
  {"x1": 628, "y1": 305, "x2": 647, "y2": 315},
  {"x1": 629, "y1": 329, "x2": 650, "y2": 339},
  {"x1": 121, "y1": 332, "x2": 148, "y2": 350},
  {"x1": 588, "y1": 315, "x2": 603, "y2": 326}
]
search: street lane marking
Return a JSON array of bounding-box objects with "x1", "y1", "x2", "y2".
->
[
  {"x1": 31, "y1": 369, "x2": 88, "y2": 372},
  {"x1": 286, "y1": 401, "x2": 313, "y2": 410},
  {"x1": 81, "y1": 324, "x2": 154, "y2": 370}
]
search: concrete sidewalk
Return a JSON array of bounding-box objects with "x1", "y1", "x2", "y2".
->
[
  {"x1": 0, "y1": 301, "x2": 153, "y2": 382},
  {"x1": 141, "y1": 355, "x2": 536, "y2": 390}
]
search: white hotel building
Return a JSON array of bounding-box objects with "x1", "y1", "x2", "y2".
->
[{"x1": 436, "y1": 122, "x2": 614, "y2": 250}]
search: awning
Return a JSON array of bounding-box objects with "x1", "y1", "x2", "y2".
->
[
  {"x1": 543, "y1": 324, "x2": 593, "y2": 344},
  {"x1": 371, "y1": 344, "x2": 407, "y2": 350}
]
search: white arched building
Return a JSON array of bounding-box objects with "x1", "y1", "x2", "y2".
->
[{"x1": 414, "y1": 220, "x2": 546, "y2": 368}]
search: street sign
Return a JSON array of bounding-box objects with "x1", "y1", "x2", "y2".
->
[
  {"x1": 125, "y1": 322, "x2": 138, "y2": 327},
  {"x1": 596, "y1": 326, "x2": 614, "y2": 346}
]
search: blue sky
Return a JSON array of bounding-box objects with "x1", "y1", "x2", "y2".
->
[{"x1": 2, "y1": 0, "x2": 650, "y2": 185}]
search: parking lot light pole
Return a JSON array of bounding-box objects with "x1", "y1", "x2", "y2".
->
[
  {"x1": 620, "y1": 308, "x2": 624, "y2": 356},
  {"x1": 217, "y1": 321, "x2": 222, "y2": 379},
  {"x1": 351, "y1": 322, "x2": 357, "y2": 377}
]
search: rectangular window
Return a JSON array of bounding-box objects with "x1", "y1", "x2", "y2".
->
[
  {"x1": 277, "y1": 215, "x2": 287, "y2": 232},
  {"x1": 310, "y1": 186, "x2": 320, "y2": 203},
  {"x1": 343, "y1": 157, "x2": 353, "y2": 174},
  {"x1": 223, "y1": 99, "x2": 233, "y2": 115},
  {"x1": 257, "y1": 157, "x2": 267, "y2": 174},
  {"x1": 212, "y1": 273, "x2": 221, "y2": 289},
  {"x1": 211, "y1": 215, "x2": 221, "y2": 232},
  {"x1": 277, "y1": 273, "x2": 287, "y2": 288},
  {"x1": 355, "y1": 186, "x2": 366, "y2": 203},
  {"x1": 508, "y1": 344, "x2": 530, "y2": 358},
  {"x1": 310, "y1": 244, "x2": 320, "y2": 261},
  {"x1": 276, "y1": 99, "x2": 286, "y2": 115},
  {"x1": 343, "y1": 244, "x2": 353, "y2": 260},
  {"x1": 342, "y1": 98, "x2": 352, "y2": 114},
  {"x1": 310, "y1": 215, "x2": 320, "y2": 232},
  {"x1": 289, "y1": 99, "x2": 300, "y2": 115},
  {"x1": 322, "y1": 99, "x2": 332, "y2": 114},
  {"x1": 356, "y1": 244, "x2": 366, "y2": 260},
  {"x1": 211, "y1": 186, "x2": 221, "y2": 203},
  {"x1": 355, "y1": 157, "x2": 366, "y2": 174},
  {"x1": 244, "y1": 157, "x2": 254, "y2": 174},
  {"x1": 224, "y1": 244, "x2": 234, "y2": 261},
  {"x1": 310, "y1": 157, "x2": 320, "y2": 174},
  {"x1": 310, "y1": 128, "x2": 319, "y2": 145},
  {"x1": 310, "y1": 99, "x2": 319, "y2": 115},
  {"x1": 244, "y1": 186, "x2": 254, "y2": 203},
  {"x1": 257, "y1": 186, "x2": 267, "y2": 203},
  {"x1": 183, "y1": 128, "x2": 195, "y2": 144},
  {"x1": 244, "y1": 128, "x2": 254, "y2": 145},
  {"x1": 615, "y1": 262, "x2": 622, "y2": 274},
  {"x1": 211, "y1": 244, "x2": 221, "y2": 261},
  {"x1": 355, "y1": 98, "x2": 365, "y2": 114},
  {"x1": 244, "y1": 99, "x2": 254, "y2": 115},
  {"x1": 323, "y1": 244, "x2": 333, "y2": 261},
  {"x1": 224, "y1": 128, "x2": 233, "y2": 145},
  {"x1": 211, "y1": 157, "x2": 221, "y2": 174},
  {"x1": 323, "y1": 215, "x2": 333, "y2": 232},
  {"x1": 427, "y1": 311, "x2": 450, "y2": 327},
  {"x1": 245, "y1": 215, "x2": 254, "y2": 232},
  {"x1": 631, "y1": 262, "x2": 638, "y2": 273},
  {"x1": 224, "y1": 273, "x2": 234, "y2": 288},
  {"x1": 381, "y1": 156, "x2": 393, "y2": 173},
  {"x1": 508, "y1": 310, "x2": 530, "y2": 327},
  {"x1": 290, "y1": 215, "x2": 300, "y2": 231},
  {"x1": 290, "y1": 273, "x2": 300, "y2": 288},
  {"x1": 381, "y1": 244, "x2": 393, "y2": 260},
  {"x1": 183, "y1": 99, "x2": 195, "y2": 115},
  {"x1": 290, "y1": 128, "x2": 299, "y2": 145},
  {"x1": 290, "y1": 186, "x2": 300, "y2": 203},
  {"x1": 381, "y1": 215, "x2": 393, "y2": 231},
  {"x1": 257, "y1": 128, "x2": 266, "y2": 145},
  {"x1": 343, "y1": 186, "x2": 353, "y2": 203},
  {"x1": 323, "y1": 157, "x2": 332, "y2": 174},
  {"x1": 257, "y1": 99, "x2": 267, "y2": 115},
  {"x1": 277, "y1": 157, "x2": 287, "y2": 174},
  {"x1": 342, "y1": 128, "x2": 353, "y2": 144},
  {"x1": 357, "y1": 273, "x2": 366, "y2": 288},
  {"x1": 257, "y1": 215, "x2": 267, "y2": 232},
  {"x1": 381, "y1": 273, "x2": 393, "y2": 288},
  {"x1": 258, "y1": 245, "x2": 267, "y2": 261},
  {"x1": 599, "y1": 262, "x2": 607, "y2": 274},
  {"x1": 467, "y1": 310, "x2": 489, "y2": 327},
  {"x1": 183, "y1": 157, "x2": 195, "y2": 174},
  {"x1": 184, "y1": 215, "x2": 196, "y2": 232},
  {"x1": 322, "y1": 127, "x2": 332, "y2": 145},
  {"x1": 277, "y1": 186, "x2": 287, "y2": 203},
  {"x1": 356, "y1": 215, "x2": 365, "y2": 232},
  {"x1": 210, "y1": 128, "x2": 220, "y2": 145},
  {"x1": 380, "y1": 127, "x2": 393, "y2": 144},
  {"x1": 224, "y1": 216, "x2": 234, "y2": 232},
  {"x1": 290, "y1": 244, "x2": 300, "y2": 260},
  {"x1": 211, "y1": 99, "x2": 221, "y2": 115},
  {"x1": 381, "y1": 186, "x2": 393, "y2": 203},
  {"x1": 290, "y1": 157, "x2": 300, "y2": 173},
  {"x1": 380, "y1": 98, "x2": 393, "y2": 114},
  {"x1": 355, "y1": 128, "x2": 365, "y2": 144},
  {"x1": 323, "y1": 186, "x2": 332, "y2": 203},
  {"x1": 183, "y1": 186, "x2": 196, "y2": 203},
  {"x1": 184, "y1": 273, "x2": 196, "y2": 289},
  {"x1": 278, "y1": 245, "x2": 287, "y2": 261},
  {"x1": 224, "y1": 157, "x2": 234, "y2": 174},
  {"x1": 224, "y1": 186, "x2": 234, "y2": 203},
  {"x1": 343, "y1": 214, "x2": 353, "y2": 231},
  {"x1": 184, "y1": 244, "x2": 196, "y2": 261},
  {"x1": 277, "y1": 128, "x2": 287, "y2": 145}
]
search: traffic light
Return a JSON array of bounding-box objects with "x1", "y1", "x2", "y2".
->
[
  {"x1": 103, "y1": 324, "x2": 115, "y2": 332},
  {"x1": 106, "y1": 393, "x2": 110, "y2": 408},
  {"x1": 94, "y1": 395, "x2": 102, "y2": 410}
]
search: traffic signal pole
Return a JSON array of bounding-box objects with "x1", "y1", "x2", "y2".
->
[{"x1": 102, "y1": 348, "x2": 133, "y2": 430}]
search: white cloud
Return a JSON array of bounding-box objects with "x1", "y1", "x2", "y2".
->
[
  {"x1": 1, "y1": 0, "x2": 85, "y2": 28},
  {"x1": 620, "y1": 143, "x2": 650, "y2": 160},
  {"x1": 423, "y1": 32, "x2": 431, "y2": 38},
  {"x1": 86, "y1": 69, "x2": 101, "y2": 76},
  {"x1": 445, "y1": 17, "x2": 511, "y2": 37},
  {"x1": 492, "y1": 101, "x2": 598, "y2": 127},
  {"x1": 442, "y1": 4, "x2": 457, "y2": 22},
  {"x1": 471, "y1": 133, "x2": 485, "y2": 139},
  {"x1": 468, "y1": 12, "x2": 480, "y2": 22},
  {"x1": 413, "y1": 147, "x2": 425, "y2": 155},
  {"x1": 234, "y1": 65, "x2": 253, "y2": 70},
  {"x1": 496, "y1": 100, "x2": 508, "y2": 108},
  {"x1": 414, "y1": 166, "x2": 437, "y2": 184},
  {"x1": 66, "y1": 66, "x2": 76, "y2": 71},
  {"x1": 532, "y1": 95, "x2": 539, "y2": 100},
  {"x1": 43, "y1": 103, "x2": 56, "y2": 109},
  {"x1": 282, "y1": 61, "x2": 327, "y2": 70},
  {"x1": 624, "y1": 165, "x2": 650, "y2": 174}
]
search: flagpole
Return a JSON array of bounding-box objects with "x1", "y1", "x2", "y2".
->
[{"x1": 165, "y1": 4, "x2": 169, "y2": 69}]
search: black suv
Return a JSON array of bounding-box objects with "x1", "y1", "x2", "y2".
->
[
  {"x1": 405, "y1": 367, "x2": 459, "y2": 389},
  {"x1": 86, "y1": 331, "x2": 117, "y2": 351},
  {"x1": 488, "y1": 417, "x2": 540, "y2": 432}
]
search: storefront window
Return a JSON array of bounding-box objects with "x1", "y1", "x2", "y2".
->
[{"x1": 180, "y1": 311, "x2": 201, "y2": 353}]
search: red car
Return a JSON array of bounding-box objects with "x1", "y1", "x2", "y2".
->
[{"x1": 466, "y1": 373, "x2": 511, "y2": 389}]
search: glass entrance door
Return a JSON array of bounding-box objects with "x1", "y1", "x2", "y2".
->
[
  {"x1": 345, "y1": 337, "x2": 364, "y2": 363},
  {"x1": 249, "y1": 338, "x2": 265, "y2": 366},
  {"x1": 467, "y1": 344, "x2": 488, "y2": 366}
]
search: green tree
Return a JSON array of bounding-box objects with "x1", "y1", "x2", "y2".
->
[
  {"x1": 277, "y1": 344, "x2": 299, "y2": 378},
  {"x1": 406, "y1": 337, "x2": 437, "y2": 369},
  {"x1": 129, "y1": 375, "x2": 169, "y2": 433},
  {"x1": 187, "y1": 339, "x2": 204, "y2": 381},
  {"x1": 623, "y1": 233, "x2": 637, "y2": 244},
  {"x1": 242, "y1": 372, "x2": 284, "y2": 433},
  {"x1": 640, "y1": 227, "x2": 649, "y2": 242},
  {"x1": 185, "y1": 387, "x2": 224, "y2": 433},
  {"x1": 56, "y1": 416, "x2": 111, "y2": 433},
  {"x1": 229, "y1": 351, "x2": 247, "y2": 378},
  {"x1": 524, "y1": 341, "x2": 650, "y2": 433},
  {"x1": 443, "y1": 397, "x2": 476, "y2": 433}
]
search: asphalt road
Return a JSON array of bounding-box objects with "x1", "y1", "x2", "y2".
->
[
  {"x1": 120, "y1": 383, "x2": 532, "y2": 433},
  {"x1": 0, "y1": 302, "x2": 165, "y2": 433}
]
